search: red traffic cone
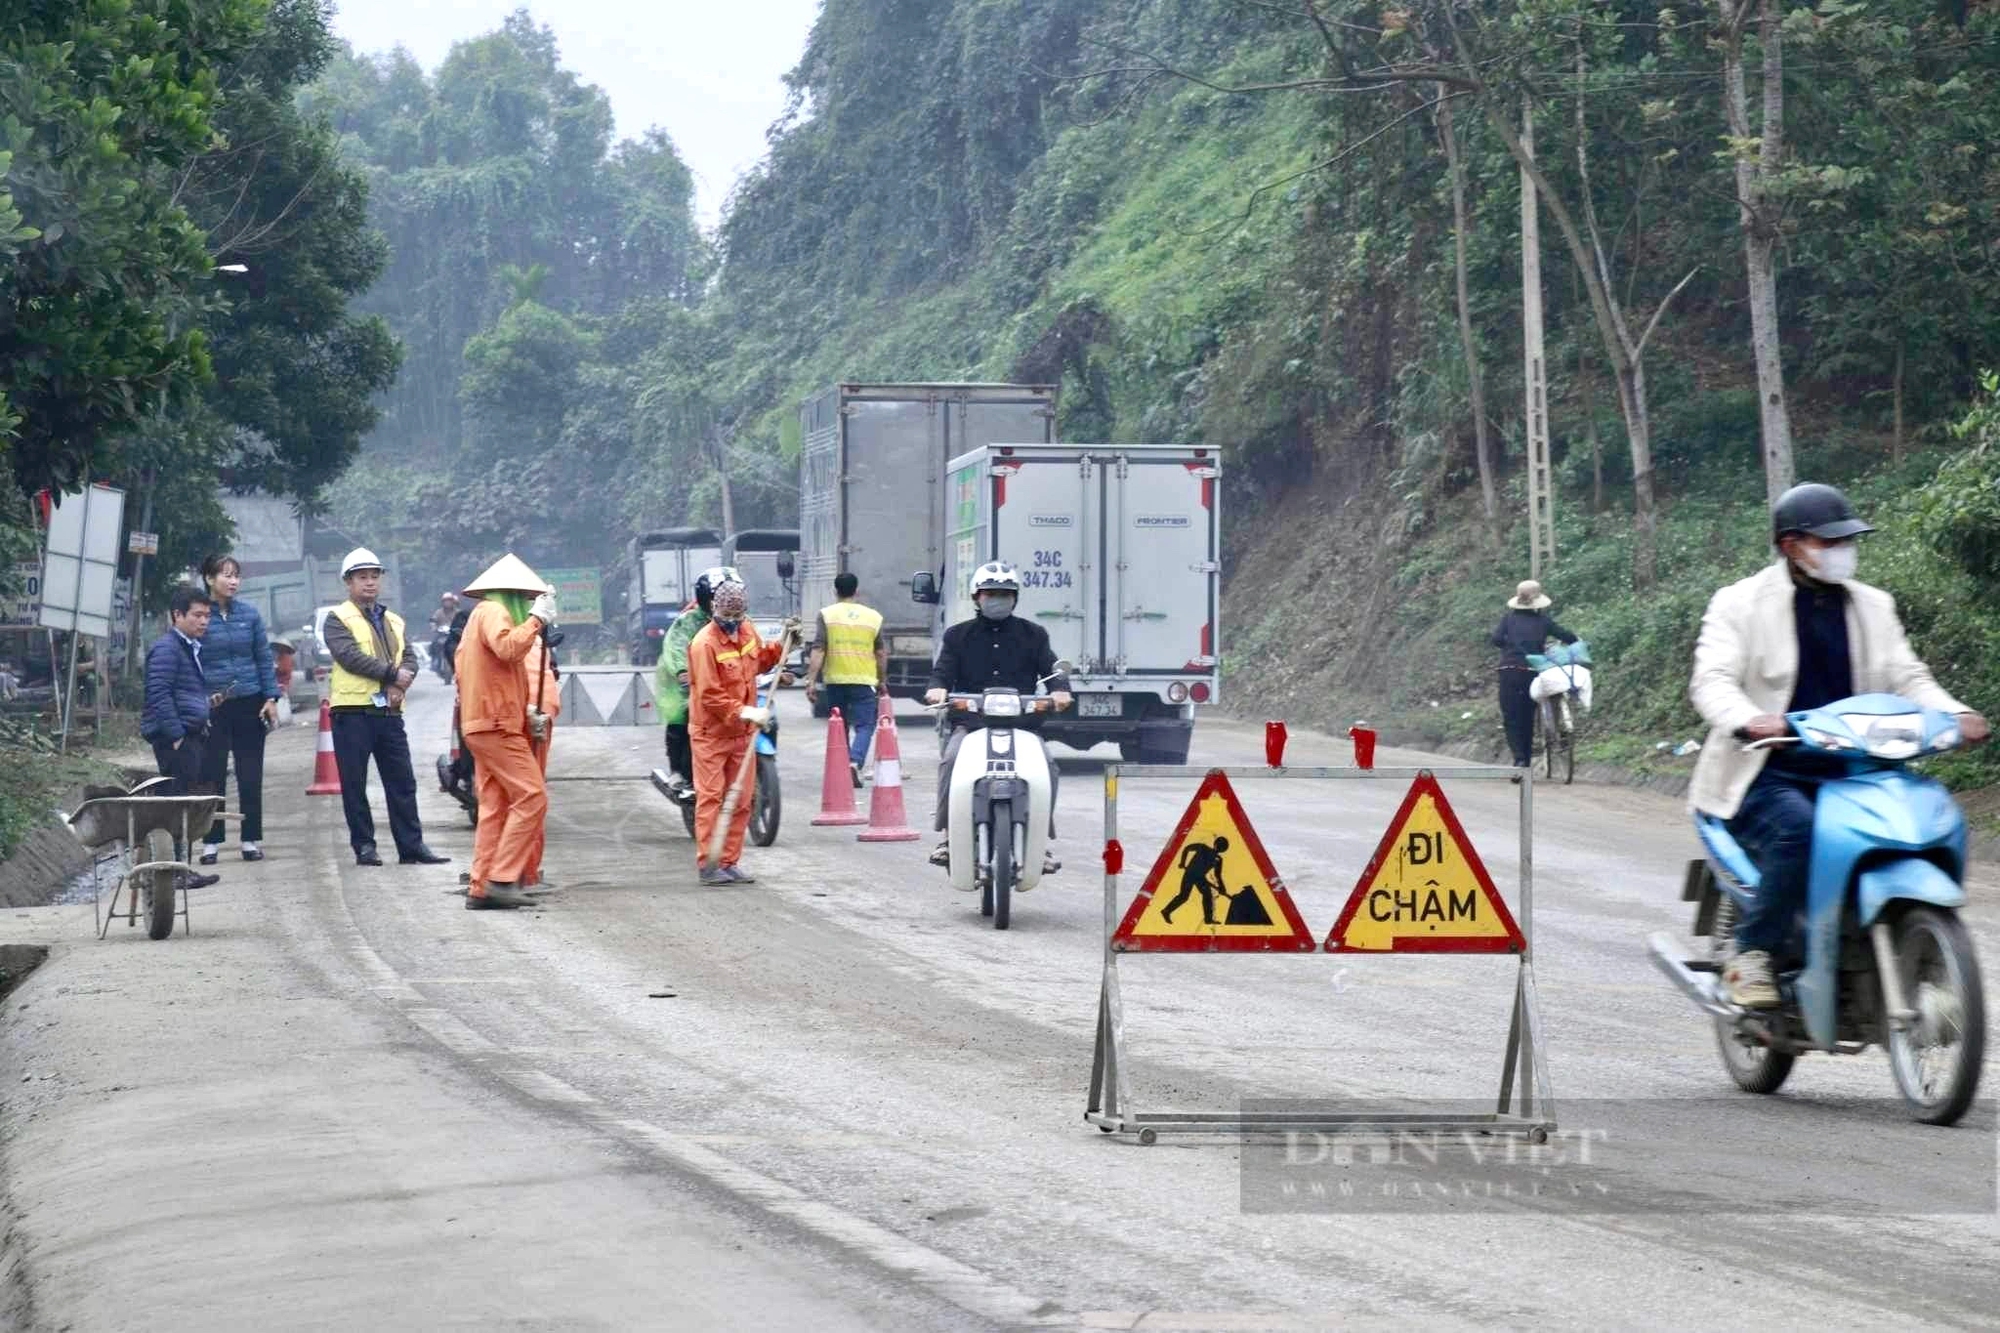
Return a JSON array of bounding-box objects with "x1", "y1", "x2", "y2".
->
[
  {"x1": 857, "y1": 709, "x2": 921, "y2": 843},
  {"x1": 812, "y1": 707, "x2": 869, "y2": 827},
  {"x1": 306, "y1": 698, "x2": 342, "y2": 795}
]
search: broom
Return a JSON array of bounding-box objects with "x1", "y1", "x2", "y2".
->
[{"x1": 702, "y1": 622, "x2": 801, "y2": 869}]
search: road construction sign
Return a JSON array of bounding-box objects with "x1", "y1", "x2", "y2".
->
[
  {"x1": 1325, "y1": 773, "x2": 1524, "y2": 953},
  {"x1": 1111, "y1": 771, "x2": 1316, "y2": 952}
]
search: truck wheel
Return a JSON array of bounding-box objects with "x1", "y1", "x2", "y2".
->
[{"x1": 1141, "y1": 726, "x2": 1193, "y2": 766}]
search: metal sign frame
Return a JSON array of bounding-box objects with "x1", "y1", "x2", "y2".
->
[{"x1": 1086, "y1": 763, "x2": 1555, "y2": 1146}]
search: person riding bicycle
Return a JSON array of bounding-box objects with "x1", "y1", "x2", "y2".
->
[
  {"x1": 924, "y1": 561, "x2": 1072, "y2": 875},
  {"x1": 1689, "y1": 482, "x2": 1989, "y2": 1009}
]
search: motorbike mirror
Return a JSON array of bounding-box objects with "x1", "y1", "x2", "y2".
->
[
  {"x1": 776, "y1": 553, "x2": 795, "y2": 580},
  {"x1": 1052, "y1": 659, "x2": 1074, "y2": 676},
  {"x1": 910, "y1": 570, "x2": 939, "y2": 604}
]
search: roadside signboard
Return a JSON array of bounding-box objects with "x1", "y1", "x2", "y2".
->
[{"x1": 542, "y1": 566, "x2": 602, "y2": 625}]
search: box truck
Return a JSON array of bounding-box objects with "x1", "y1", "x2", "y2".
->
[
  {"x1": 799, "y1": 383, "x2": 1056, "y2": 700},
  {"x1": 916, "y1": 443, "x2": 1220, "y2": 764},
  {"x1": 626, "y1": 527, "x2": 720, "y2": 664}
]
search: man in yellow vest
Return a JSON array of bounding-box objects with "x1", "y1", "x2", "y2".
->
[
  {"x1": 804, "y1": 572, "x2": 888, "y2": 788},
  {"x1": 320, "y1": 547, "x2": 449, "y2": 868}
]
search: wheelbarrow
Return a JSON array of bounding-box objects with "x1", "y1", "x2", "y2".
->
[{"x1": 66, "y1": 778, "x2": 235, "y2": 940}]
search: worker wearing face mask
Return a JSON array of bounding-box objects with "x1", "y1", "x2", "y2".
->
[{"x1": 1689, "y1": 483, "x2": 1990, "y2": 1009}]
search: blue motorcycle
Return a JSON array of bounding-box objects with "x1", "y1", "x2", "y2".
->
[
  {"x1": 1651, "y1": 693, "x2": 1986, "y2": 1125},
  {"x1": 651, "y1": 668, "x2": 782, "y2": 846}
]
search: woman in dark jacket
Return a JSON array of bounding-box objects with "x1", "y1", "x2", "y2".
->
[
  {"x1": 1490, "y1": 579, "x2": 1578, "y2": 768},
  {"x1": 198, "y1": 554, "x2": 281, "y2": 862}
]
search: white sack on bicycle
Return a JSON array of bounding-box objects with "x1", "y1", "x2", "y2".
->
[{"x1": 1530, "y1": 663, "x2": 1593, "y2": 710}]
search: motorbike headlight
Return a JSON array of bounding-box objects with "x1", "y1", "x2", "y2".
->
[
  {"x1": 1836, "y1": 711, "x2": 1924, "y2": 760},
  {"x1": 981, "y1": 692, "x2": 1022, "y2": 717}
]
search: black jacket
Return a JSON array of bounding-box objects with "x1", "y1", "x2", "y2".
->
[
  {"x1": 1490, "y1": 609, "x2": 1577, "y2": 670},
  {"x1": 931, "y1": 614, "x2": 1070, "y2": 729}
]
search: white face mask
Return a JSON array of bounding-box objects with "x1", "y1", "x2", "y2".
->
[{"x1": 1801, "y1": 541, "x2": 1858, "y2": 584}]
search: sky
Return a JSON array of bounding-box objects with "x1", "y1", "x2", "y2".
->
[{"x1": 328, "y1": 0, "x2": 824, "y2": 226}]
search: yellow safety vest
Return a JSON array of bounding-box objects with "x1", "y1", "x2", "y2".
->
[
  {"x1": 819, "y1": 601, "x2": 883, "y2": 686},
  {"x1": 329, "y1": 600, "x2": 406, "y2": 708}
]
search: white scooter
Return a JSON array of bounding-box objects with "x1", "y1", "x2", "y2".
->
[{"x1": 934, "y1": 664, "x2": 1072, "y2": 930}]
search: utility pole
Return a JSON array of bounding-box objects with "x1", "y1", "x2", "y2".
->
[
  {"x1": 1521, "y1": 99, "x2": 1556, "y2": 579},
  {"x1": 123, "y1": 468, "x2": 157, "y2": 678},
  {"x1": 711, "y1": 421, "x2": 737, "y2": 539}
]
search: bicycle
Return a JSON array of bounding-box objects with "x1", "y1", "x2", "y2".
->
[{"x1": 1526, "y1": 641, "x2": 1592, "y2": 786}]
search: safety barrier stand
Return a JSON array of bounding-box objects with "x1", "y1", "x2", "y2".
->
[{"x1": 1085, "y1": 726, "x2": 1555, "y2": 1146}]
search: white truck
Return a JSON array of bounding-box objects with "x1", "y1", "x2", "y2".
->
[
  {"x1": 916, "y1": 443, "x2": 1220, "y2": 764},
  {"x1": 799, "y1": 383, "x2": 1057, "y2": 701}
]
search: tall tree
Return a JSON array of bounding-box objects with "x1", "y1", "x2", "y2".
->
[{"x1": 1717, "y1": 0, "x2": 1794, "y2": 501}]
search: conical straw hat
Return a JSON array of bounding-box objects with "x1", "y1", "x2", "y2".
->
[{"x1": 462, "y1": 553, "x2": 551, "y2": 596}]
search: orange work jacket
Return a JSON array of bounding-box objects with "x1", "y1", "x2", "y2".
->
[
  {"x1": 456, "y1": 598, "x2": 544, "y2": 736},
  {"x1": 687, "y1": 621, "x2": 784, "y2": 740}
]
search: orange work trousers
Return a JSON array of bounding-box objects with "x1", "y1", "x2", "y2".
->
[
  {"x1": 464, "y1": 729, "x2": 547, "y2": 891},
  {"x1": 691, "y1": 728, "x2": 756, "y2": 869},
  {"x1": 522, "y1": 726, "x2": 552, "y2": 887}
]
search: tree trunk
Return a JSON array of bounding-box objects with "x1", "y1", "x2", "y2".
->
[
  {"x1": 1723, "y1": 0, "x2": 1794, "y2": 502},
  {"x1": 1579, "y1": 335, "x2": 1604, "y2": 513},
  {"x1": 1442, "y1": 11, "x2": 1692, "y2": 586},
  {"x1": 1892, "y1": 341, "x2": 1906, "y2": 462},
  {"x1": 1438, "y1": 94, "x2": 1498, "y2": 538}
]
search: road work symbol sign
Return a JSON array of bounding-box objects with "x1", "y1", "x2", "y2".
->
[
  {"x1": 1325, "y1": 773, "x2": 1524, "y2": 953},
  {"x1": 1111, "y1": 771, "x2": 1316, "y2": 952}
]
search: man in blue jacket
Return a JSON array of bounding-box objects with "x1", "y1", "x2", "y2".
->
[{"x1": 139, "y1": 585, "x2": 222, "y2": 888}]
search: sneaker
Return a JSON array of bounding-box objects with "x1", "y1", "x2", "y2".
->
[
  {"x1": 723, "y1": 865, "x2": 756, "y2": 884},
  {"x1": 198, "y1": 846, "x2": 219, "y2": 866},
  {"x1": 850, "y1": 763, "x2": 863, "y2": 789},
  {"x1": 1724, "y1": 949, "x2": 1780, "y2": 1009},
  {"x1": 240, "y1": 842, "x2": 263, "y2": 862},
  {"x1": 929, "y1": 841, "x2": 951, "y2": 869},
  {"x1": 181, "y1": 871, "x2": 221, "y2": 891},
  {"x1": 699, "y1": 865, "x2": 731, "y2": 886},
  {"x1": 1042, "y1": 850, "x2": 1062, "y2": 875}
]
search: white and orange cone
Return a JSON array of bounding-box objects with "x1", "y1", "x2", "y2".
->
[
  {"x1": 856, "y1": 709, "x2": 920, "y2": 843},
  {"x1": 306, "y1": 698, "x2": 342, "y2": 795}
]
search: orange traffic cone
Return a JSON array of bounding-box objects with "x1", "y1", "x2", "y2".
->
[
  {"x1": 857, "y1": 709, "x2": 920, "y2": 843},
  {"x1": 306, "y1": 698, "x2": 342, "y2": 795},
  {"x1": 812, "y1": 707, "x2": 869, "y2": 827}
]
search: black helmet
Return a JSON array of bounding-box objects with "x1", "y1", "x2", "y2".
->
[{"x1": 1772, "y1": 483, "x2": 1874, "y2": 543}]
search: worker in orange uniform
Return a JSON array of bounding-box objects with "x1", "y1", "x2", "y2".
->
[
  {"x1": 454, "y1": 554, "x2": 557, "y2": 910},
  {"x1": 520, "y1": 629, "x2": 561, "y2": 891},
  {"x1": 686, "y1": 576, "x2": 790, "y2": 884}
]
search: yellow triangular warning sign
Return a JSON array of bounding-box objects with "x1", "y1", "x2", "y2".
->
[
  {"x1": 1324, "y1": 772, "x2": 1524, "y2": 953},
  {"x1": 1112, "y1": 771, "x2": 1316, "y2": 953}
]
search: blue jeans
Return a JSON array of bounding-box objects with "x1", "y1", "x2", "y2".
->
[
  {"x1": 1726, "y1": 767, "x2": 1819, "y2": 954},
  {"x1": 823, "y1": 684, "x2": 879, "y2": 767}
]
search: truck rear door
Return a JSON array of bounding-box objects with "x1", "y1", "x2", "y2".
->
[
  {"x1": 1106, "y1": 450, "x2": 1220, "y2": 684},
  {"x1": 842, "y1": 398, "x2": 940, "y2": 614},
  {"x1": 992, "y1": 449, "x2": 1093, "y2": 670}
]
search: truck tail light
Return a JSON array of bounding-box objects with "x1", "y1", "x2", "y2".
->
[
  {"x1": 1190, "y1": 682, "x2": 1212, "y2": 703},
  {"x1": 1167, "y1": 682, "x2": 1189, "y2": 703}
]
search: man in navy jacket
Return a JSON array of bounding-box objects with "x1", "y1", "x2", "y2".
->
[{"x1": 140, "y1": 586, "x2": 222, "y2": 887}]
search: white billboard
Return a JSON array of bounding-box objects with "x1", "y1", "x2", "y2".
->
[{"x1": 39, "y1": 484, "x2": 127, "y2": 638}]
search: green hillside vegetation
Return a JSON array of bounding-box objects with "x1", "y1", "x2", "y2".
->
[{"x1": 310, "y1": 0, "x2": 2000, "y2": 782}]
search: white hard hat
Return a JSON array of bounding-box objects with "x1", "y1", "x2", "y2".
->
[
  {"x1": 340, "y1": 547, "x2": 384, "y2": 578},
  {"x1": 970, "y1": 561, "x2": 1022, "y2": 594}
]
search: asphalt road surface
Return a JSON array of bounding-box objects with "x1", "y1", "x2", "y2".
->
[{"x1": 119, "y1": 686, "x2": 2000, "y2": 1328}]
